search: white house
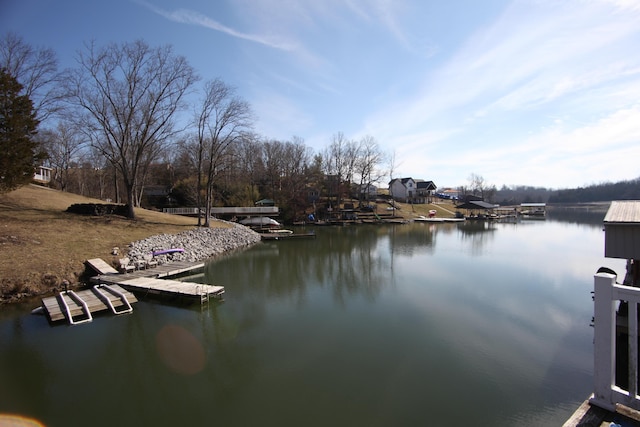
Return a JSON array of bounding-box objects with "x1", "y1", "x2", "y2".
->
[
  {"x1": 389, "y1": 177, "x2": 416, "y2": 202},
  {"x1": 389, "y1": 178, "x2": 436, "y2": 203},
  {"x1": 33, "y1": 166, "x2": 52, "y2": 184}
]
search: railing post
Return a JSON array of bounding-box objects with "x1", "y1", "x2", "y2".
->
[
  {"x1": 590, "y1": 273, "x2": 618, "y2": 411},
  {"x1": 630, "y1": 298, "x2": 638, "y2": 402}
]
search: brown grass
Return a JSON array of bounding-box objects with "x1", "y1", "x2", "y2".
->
[{"x1": 0, "y1": 185, "x2": 228, "y2": 303}]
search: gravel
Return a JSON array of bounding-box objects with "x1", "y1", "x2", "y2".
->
[{"x1": 126, "y1": 222, "x2": 262, "y2": 265}]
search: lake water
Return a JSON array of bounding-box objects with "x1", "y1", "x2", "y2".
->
[{"x1": 0, "y1": 211, "x2": 626, "y2": 427}]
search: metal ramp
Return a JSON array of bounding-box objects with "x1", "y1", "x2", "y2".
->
[
  {"x1": 57, "y1": 291, "x2": 93, "y2": 325},
  {"x1": 93, "y1": 284, "x2": 133, "y2": 315}
]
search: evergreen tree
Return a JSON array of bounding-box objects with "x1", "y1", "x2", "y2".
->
[{"x1": 0, "y1": 68, "x2": 42, "y2": 193}]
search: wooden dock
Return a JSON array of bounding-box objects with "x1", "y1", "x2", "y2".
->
[
  {"x1": 41, "y1": 285, "x2": 137, "y2": 323},
  {"x1": 259, "y1": 232, "x2": 316, "y2": 240},
  {"x1": 89, "y1": 260, "x2": 224, "y2": 302},
  {"x1": 40, "y1": 260, "x2": 223, "y2": 325}
]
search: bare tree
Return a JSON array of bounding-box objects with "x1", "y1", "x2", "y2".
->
[
  {"x1": 193, "y1": 78, "x2": 252, "y2": 226},
  {"x1": 65, "y1": 40, "x2": 197, "y2": 219},
  {"x1": 37, "y1": 120, "x2": 86, "y2": 191},
  {"x1": 354, "y1": 135, "x2": 385, "y2": 206},
  {"x1": 322, "y1": 132, "x2": 351, "y2": 207},
  {"x1": 0, "y1": 32, "x2": 62, "y2": 123},
  {"x1": 467, "y1": 173, "x2": 496, "y2": 201},
  {"x1": 387, "y1": 149, "x2": 398, "y2": 214}
]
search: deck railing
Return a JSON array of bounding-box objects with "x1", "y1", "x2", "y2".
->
[
  {"x1": 590, "y1": 272, "x2": 640, "y2": 411},
  {"x1": 163, "y1": 207, "x2": 200, "y2": 215},
  {"x1": 162, "y1": 207, "x2": 279, "y2": 216}
]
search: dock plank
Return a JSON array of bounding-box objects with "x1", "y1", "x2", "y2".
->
[
  {"x1": 112, "y1": 277, "x2": 224, "y2": 298},
  {"x1": 85, "y1": 258, "x2": 119, "y2": 275},
  {"x1": 88, "y1": 260, "x2": 223, "y2": 301}
]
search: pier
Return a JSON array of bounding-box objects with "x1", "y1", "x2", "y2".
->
[
  {"x1": 41, "y1": 285, "x2": 137, "y2": 324},
  {"x1": 89, "y1": 260, "x2": 223, "y2": 302},
  {"x1": 40, "y1": 260, "x2": 223, "y2": 325}
]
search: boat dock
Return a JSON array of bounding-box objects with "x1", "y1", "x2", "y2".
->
[
  {"x1": 40, "y1": 260, "x2": 223, "y2": 325},
  {"x1": 41, "y1": 285, "x2": 137, "y2": 324},
  {"x1": 259, "y1": 232, "x2": 316, "y2": 240},
  {"x1": 89, "y1": 260, "x2": 224, "y2": 301}
]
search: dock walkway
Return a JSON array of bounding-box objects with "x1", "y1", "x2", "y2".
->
[{"x1": 89, "y1": 260, "x2": 224, "y2": 301}]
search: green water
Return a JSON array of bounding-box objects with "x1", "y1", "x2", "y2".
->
[{"x1": 0, "y1": 215, "x2": 624, "y2": 426}]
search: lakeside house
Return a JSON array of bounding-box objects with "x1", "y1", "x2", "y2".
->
[
  {"x1": 33, "y1": 166, "x2": 52, "y2": 185},
  {"x1": 388, "y1": 177, "x2": 437, "y2": 204}
]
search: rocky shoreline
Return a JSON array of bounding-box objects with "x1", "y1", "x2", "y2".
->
[
  {"x1": 0, "y1": 223, "x2": 262, "y2": 305},
  {"x1": 127, "y1": 222, "x2": 262, "y2": 265}
]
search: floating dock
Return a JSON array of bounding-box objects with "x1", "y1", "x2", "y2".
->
[
  {"x1": 39, "y1": 260, "x2": 223, "y2": 325},
  {"x1": 89, "y1": 260, "x2": 223, "y2": 302},
  {"x1": 259, "y1": 232, "x2": 316, "y2": 240},
  {"x1": 41, "y1": 285, "x2": 137, "y2": 324},
  {"x1": 93, "y1": 275, "x2": 224, "y2": 301}
]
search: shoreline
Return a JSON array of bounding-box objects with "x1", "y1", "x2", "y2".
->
[{"x1": 0, "y1": 224, "x2": 262, "y2": 306}]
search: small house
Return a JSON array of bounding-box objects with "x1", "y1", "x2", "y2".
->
[
  {"x1": 603, "y1": 200, "x2": 640, "y2": 260},
  {"x1": 33, "y1": 166, "x2": 52, "y2": 184}
]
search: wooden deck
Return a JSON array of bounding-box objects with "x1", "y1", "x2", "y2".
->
[{"x1": 42, "y1": 285, "x2": 137, "y2": 323}]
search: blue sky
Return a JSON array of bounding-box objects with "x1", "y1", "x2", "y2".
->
[{"x1": 2, "y1": 0, "x2": 640, "y2": 189}]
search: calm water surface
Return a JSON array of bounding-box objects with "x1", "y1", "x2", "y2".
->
[{"x1": 0, "y1": 213, "x2": 626, "y2": 426}]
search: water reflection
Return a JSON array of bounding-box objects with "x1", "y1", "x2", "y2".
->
[{"x1": 548, "y1": 204, "x2": 609, "y2": 226}]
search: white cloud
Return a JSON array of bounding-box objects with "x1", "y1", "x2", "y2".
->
[
  {"x1": 358, "y1": 0, "x2": 640, "y2": 187},
  {"x1": 138, "y1": 0, "x2": 299, "y2": 51}
]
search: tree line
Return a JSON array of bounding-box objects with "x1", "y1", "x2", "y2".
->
[
  {"x1": 487, "y1": 179, "x2": 640, "y2": 205},
  {"x1": 0, "y1": 33, "x2": 391, "y2": 222}
]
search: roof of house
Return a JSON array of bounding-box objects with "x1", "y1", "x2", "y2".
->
[
  {"x1": 456, "y1": 200, "x2": 496, "y2": 210},
  {"x1": 416, "y1": 181, "x2": 436, "y2": 190},
  {"x1": 389, "y1": 177, "x2": 414, "y2": 185},
  {"x1": 604, "y1": 201, "x2": 640, "y2": 223}
]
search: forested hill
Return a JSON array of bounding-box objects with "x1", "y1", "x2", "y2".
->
[
  {"x1": 548, "y1": 178, "x2": 640, "y2": 203},
  {"x1": 494, "y1": 177, "x2": 640, "y2": 204}
]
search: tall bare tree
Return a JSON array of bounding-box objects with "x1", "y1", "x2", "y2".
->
[
  {"x1": 193, "y1": 78, "x2": 252, "y2": 226},
  {"x1": 37, "y1": 120, "x2": 85, "y2": 192},
  {"x1": 354, "y1": 135, "x2": 385, "y2": 206},
  {"x1": 467, "y1": 173, "x2": 497, "y2": 201},
  {"x1": 322, "y1": 132, "x2": 351, "y2": 207},
  {"x1": 65, "y1": 40, "x2": 197, "y2": 219},
  {"x1": 0, "y1": 32, "x2": 62, "y2": 123}
]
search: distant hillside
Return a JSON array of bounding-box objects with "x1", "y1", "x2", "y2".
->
[
  {"x1": 548, "y1": 178, "x2": 640, "y2": 203},
  {"x1": 493, "y1": 177, "x2": 640, "y2": 205}
]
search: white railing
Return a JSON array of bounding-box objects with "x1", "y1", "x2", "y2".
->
[
  {"x1": 590, "y1": 272, "x2": 640, "y2": 411},
  {"x1": 33, "y1": 167, "x2": 52, "y2": 183},
  {"x1": 162, "y1": 206, "x2": 279, "y2": 216},
  {"x1": 209, "y1": 206, "x2": 279, "y2": 215},
  {"x1": 163, "y1": 207, "x2": 200, "y2": 215}
]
